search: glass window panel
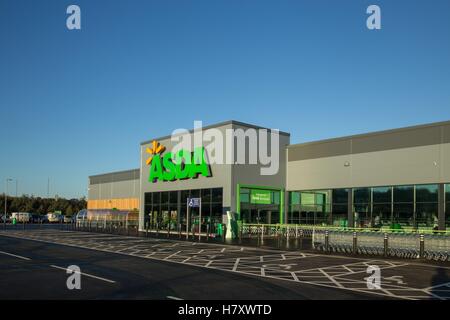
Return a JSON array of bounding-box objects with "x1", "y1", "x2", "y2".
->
[
  {"x1": 169, "y1": 209, "x2": 178, "y2": 230},
  {"x1": 445, "y1": 184, "x2": 450, "y2": 202},
  {"x1": 241, "y1": 208, "x2": 252, "y2": 224},
  {"x1": 201, "y1": 188, "x2": 211, "y2": 203},
  {"x1": 160, "y1": 206, "x2": 170, "y2": 230},
  {"x1": 151, "y1": 205, "x2": 160, "y2": 227},
  {"x1": 332, "y1": 204, "x2": 347, "y2": 214},
  {"x1": 273, "y1": 191, "x2": 280, "y2": 205},
  {"x1": 144, "y1": 192, "x2": 152, "y2": 204},
  {"x1": 240, "y1": 191, "x2": 250, "y2": 203},
  {"x1": 212, "y1": 188, "x2": 223, "y2": 203},
  {"x1": 181, "y1": 190, "x2": 190, "y2": 203},
  {"x1": 315, "y1": 193, "x2": 325, "y2": 206},
  {"x1": 299, "y1": 209, "x2": 313, "y2": 225},
  {"x1": 169, "y1": 191, "x2": 178, "y2": 204},
  {"x1": 190, "y1": 189, "x2": 200, "y2": 198},
  {"x1": 179, "y1": 204, "x2": 187, "y2": 226},
  {"x1": 393, "y1": 185, "x2": 414, "y2": 203},
  {"x1": 354, "y1": 203, "x2": 370, "y2": 213},
  {"x1": 144, "y1": 205, "x2": 152, "y2": 228},
  {"x1": 393, "y1": 203, "x2": 414, "y2": 226},
  {"x1": 373, "y1": 187, "x2": 391, "y2": 203},
  {"x1": 209, "y1": 204, "x2": 223, "y2": 234},
  {"x1": 446, "y1": 202, "x2": 450, "y2": 228},
  {"x1": 161, "y1": 192, "x2": 169, "y2": 204},
  {"x1": 416, "y1": 203, "x2": 438, "y2": 228},
  {"x1": 153, "y1": 192, "x2": 161, "y2": 205},
  {"x1": 290, "y1": 192, "x2": 300, "y2": 205},
  {"x1": 416, "y1": 184, "x2": 438, "y2": 203},
  {"x1": 332, "y1": 189, "x2": 348, "y2": 204},
  {"x1": 354, "y1": 188, "x2": 370, "y2": 204},
  {"x1": 201, "y1": 202, "x2": 210, "y2": 222},
  {"x1": 372, "y1": 203, "x2": 391, "y2": 227},
  {"x1": 354, "y1": 204, "x2": 371, "y2": 229},
  {"x1": 211, "y1": 204, "x2": 222, "y2": 219},
  {"x1": 331, "y1": 204, "x2": 347, "y2": 227},
  {"x1": 288, "y1": 204, "x2": 300, "y2": 224}
]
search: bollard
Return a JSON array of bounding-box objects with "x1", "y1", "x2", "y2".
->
[
  {"x1": 223, "y1": 224, "x2": 227, "y2": 243},
  {"x1": 352, "y1": 232, "x2": 357, "y2": 255},
  {"x1": 384, "y1": 233, "x2": 389, "y2": 257},
  {"x1": 325, "y1": 230, "x2": 329, "y2": 252},
  {"x1": 419, "y1": 234, "x2": 425, "y2": 259},
  {"x1": 206, "y1": 224, "x2": 210, "y2": 242}
]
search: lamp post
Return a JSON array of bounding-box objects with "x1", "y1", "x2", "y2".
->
[{"x1": 4, "y1": 178, "x2": 13, "y2": 229}]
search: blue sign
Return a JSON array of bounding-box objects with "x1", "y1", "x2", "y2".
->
[{"x1": 188, "y1": 198, "x2": 200, "y2": 207}]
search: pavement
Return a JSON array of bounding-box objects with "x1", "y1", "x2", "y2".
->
[{"x1": 0, "y1": 228, "x2": 449, "y2": 300}]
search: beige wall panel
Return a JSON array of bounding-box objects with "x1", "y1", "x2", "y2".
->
[
  {"x1": 287, "y1": 154, "x2": 352, "y2": 190},
  {"x1": 287, "y1": 143, "x2": 450, "y2": 190}
]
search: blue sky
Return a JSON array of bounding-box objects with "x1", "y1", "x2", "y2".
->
[{"x1": 1, "y1": 0, "x2": 450, "y2": 198}]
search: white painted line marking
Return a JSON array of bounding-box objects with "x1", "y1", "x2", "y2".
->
[
  {"x1": 50, "y1": 265, "x2": 116, "y2": 284},
  {"x1": 232, "y1": 258, "x2": 241, "y2": 271},
  {"x1": 164, "y1": 251, "x2": 182, "y2": 260},
  {"x1": 167, "y1": 296, "x2": 183, "y2": 300},
  {"x1": 182, "y1": 256, "x2": 192, "y2": 263},
  {"x1": 0, "y1": 250, "x2": 31, "y2": 261},
  {"x1": 205, "y1": 261, "x2": 213, "y2": 267},
  {"x1": 425, "y1": 281, "x2": 450, "y2": 291}
]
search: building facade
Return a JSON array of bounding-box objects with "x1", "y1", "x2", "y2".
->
[{"x1": 88, "y1": 120, "x2": 450, "y2": 232}]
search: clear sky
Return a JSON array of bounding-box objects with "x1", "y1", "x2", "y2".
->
[{"x1": 1, "y1": 0, "x2": 450, "y2": 199}]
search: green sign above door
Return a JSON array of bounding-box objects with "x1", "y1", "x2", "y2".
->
[{"x1": 250, "y1": 189, "x2": 272, "y2": 204}]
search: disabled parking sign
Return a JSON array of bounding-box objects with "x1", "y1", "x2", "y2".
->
[{"x1": 188, "y1": 198, "x2": 200, "y2": 207}]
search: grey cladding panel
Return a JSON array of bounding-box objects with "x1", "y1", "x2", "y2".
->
[
  {"x1": 444, "y1": 124, "x2": 450, "y2": 143},
  {"x1": 288, "y1": 120, "x2": 450, "y2": 162},
  {"x1": 288, "y1": 139, "x2": 351, "y2": 161},
  {"x1": 352, "y1": 125, "x2": 440, "y2": 154},
  {"x1": 90, "y1": 169, "x2": 140, "y2": 185}
]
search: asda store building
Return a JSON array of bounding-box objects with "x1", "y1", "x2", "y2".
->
[{"x1": 88, "y1": 119, "x2": 450, "y2": 234}]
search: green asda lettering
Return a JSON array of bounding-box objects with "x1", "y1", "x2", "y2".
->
[{"x1": 149, "y1": 147, "x2": 211, "y2": 183}]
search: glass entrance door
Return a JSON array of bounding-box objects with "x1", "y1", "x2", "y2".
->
[{"x1": 241, "y1": 204, "x2": 279, "y2": 224}]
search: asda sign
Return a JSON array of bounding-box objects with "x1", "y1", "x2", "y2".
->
[{"x1": 146, "y1": 141, "x2": 211, "y2": 183}]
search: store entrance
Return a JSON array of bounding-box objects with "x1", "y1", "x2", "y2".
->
[{"x1": 241, "y1": 204, "x2": 279, "y2": 224}]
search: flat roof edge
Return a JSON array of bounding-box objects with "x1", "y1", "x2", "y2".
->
[
  {"x1": 287, "y1": 119, "x2": 450, "y2": 149},
  {"x1": 89, "y1": 168, "x2": 140, "y2": 179},
  {"x1": 140, "y1": 120, "x2": 290, "y2": 145}
]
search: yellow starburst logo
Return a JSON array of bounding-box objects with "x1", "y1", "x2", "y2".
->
[{"x1": 146, "y1": 140, "x2": 166, "y2": 166}]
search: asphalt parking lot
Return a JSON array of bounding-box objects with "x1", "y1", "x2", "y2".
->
[{"x1": 0, "y1": 229, "x2": 449, "y2": 300}]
